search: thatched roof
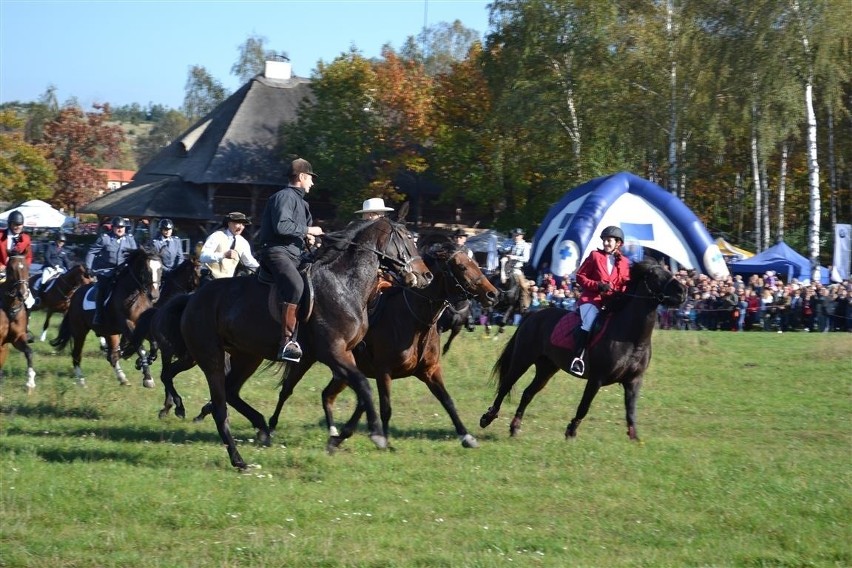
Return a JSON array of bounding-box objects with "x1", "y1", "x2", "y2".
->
[{"x1": 81, "y1": 74, "x2": 312, "y2": 219}]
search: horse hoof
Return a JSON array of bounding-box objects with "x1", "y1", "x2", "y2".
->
[
  {"x1": 257, "y1": 431, "x2": 271, "y2": 447},
  {"x1": 326, "y1": 436, "x2": 344, "y2": 453},
  {"x1": 142, "y1": 378, "x2": 155, "y2": 389},
  {"x1": 461, "y1": 434, "x2": 479, "y2": 448},
  {"x1": 479, "y1": 410, "x2": 496, "y2": 429},
  {"x1": 370, "y1": 434, "x2": 388, "y2": 450},
  {"x1": 26, "y1": 385, "x2": 35, "y2": 395},
  {"x1": 76, "y1": 378, "x2": 86, "y2": 387},
  {"x1": 158, "y1": 409, "x2": 169, "y2": 419}
]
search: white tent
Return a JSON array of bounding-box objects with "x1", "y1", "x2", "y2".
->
[{"x1": 0, "y1": 200, "x2": 68, "y2": 229}]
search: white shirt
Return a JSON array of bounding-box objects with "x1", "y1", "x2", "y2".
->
[{"x1": 199, "y1": 229, "x2": 260, "y2": 278}]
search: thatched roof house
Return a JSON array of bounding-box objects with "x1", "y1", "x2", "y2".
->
[{"x1": 81, "y1": 60, "x2": 312, "y2": 239}]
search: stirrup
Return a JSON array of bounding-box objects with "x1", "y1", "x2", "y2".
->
[
  {"x1": 277, "y1": 340, "x2": 302, "y2": 362},
  {"x1": 569, "y1": 356, "x2": 585, "y2": 377}
]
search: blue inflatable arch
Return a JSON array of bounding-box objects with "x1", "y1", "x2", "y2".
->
[{"x1": 530, "y1": 172, "x2": 729, "y2": 279}]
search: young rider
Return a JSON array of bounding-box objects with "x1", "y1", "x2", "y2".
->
[{"x1": 570, "y1": 225, "x2": 630, "y2": 376}]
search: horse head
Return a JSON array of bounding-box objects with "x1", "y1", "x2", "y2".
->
[
  {"x1": 2, "y1": 254, "x2": 30, "y2": 304},
  {"x1": 126, "y1": 246, "x2": 164, "y2": 303},
  {"x1": 426, "y1": 242, "x2": 499, "y2": 308},
  {"x1": 630, "y1": 260, "x2": 687, "y2": 307},
  {"x1": 165, "y1": 257, "x2": 202, "y2": 294},
  {"x1": 368, "y1": 217, "x2": 432, "y2": 289}
]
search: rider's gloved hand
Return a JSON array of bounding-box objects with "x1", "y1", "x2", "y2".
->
[{"x1": 597, "y1": 281, "x2": 612, "y2": 293}]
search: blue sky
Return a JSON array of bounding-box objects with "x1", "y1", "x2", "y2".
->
[{"x1": 0, "y1": 0, "x2": 491, "y2": 110}]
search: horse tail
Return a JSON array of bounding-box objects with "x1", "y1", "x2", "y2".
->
[
  {"x1": 49, "y1": 312, "x2": 72, "y2": 351},
  {"x1": 489, "y1": 327, "x2": 519, "y2": 394},
  {"x1": 153, "y1": 293, "x2": 192, "y2": 360}
]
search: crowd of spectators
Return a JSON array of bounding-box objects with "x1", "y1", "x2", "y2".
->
[{"x1": 481, "y1": 265, "x2": 851, "y2": 333}]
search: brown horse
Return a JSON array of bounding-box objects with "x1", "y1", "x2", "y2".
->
[
  {"x1": 50, "y1": 246, "x2": 163, "y2": 387},
  {"x1": 479, "y1": 259, "x2": 686, "y2": 441},
  {"x1": 268, "y1": 240, "x2": 499, "y2": 450},
  {"x1": 0, "y1": 255, "x2": 36, "y2": 393},
  {"x1": 29, "y1": 264, "x2": 93, "y2": 342},
  {"x1": 176, "y1": 217, "x2": 432, "y2": 469}
]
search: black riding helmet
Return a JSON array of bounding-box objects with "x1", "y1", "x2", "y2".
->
[
  {"x1": 599, "y1": 225, "x2": 624, "y2": 242},
  {"x1": 158, "y1": 218, "x2": 174, "y2": 230},
  {"x1": 111, "y1": 216, "x2": 130, "y2": 228},
  {"x1": 8, "y1": 211, "x2": 24, "y2": 226}
]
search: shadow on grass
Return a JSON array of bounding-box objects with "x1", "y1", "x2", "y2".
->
[
  {"x1": 1, "y1": 401, "x2": 102, "y2": 419},
  {"x1": 35, "y1": 446, "x2": 147, "y2": 465},
  {"x1": 2, "y1": 423, "x2": 222, "y2": 445}
]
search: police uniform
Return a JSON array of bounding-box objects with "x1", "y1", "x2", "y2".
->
[{"x1": 152, "y1": 234, "x2": 184, "y2": 272}]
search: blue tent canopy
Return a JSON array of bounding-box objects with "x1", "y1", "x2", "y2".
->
[{"x1": 729, "y1": 241, "x2": 814, "y2": 283}]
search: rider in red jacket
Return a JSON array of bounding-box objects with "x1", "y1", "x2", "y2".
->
[
  {"x1": 0, "y1": 210, "x2": 33, "y2": 271},
  {"x1": 570, "y1": 225, "x2": 630, "y2": 376}
]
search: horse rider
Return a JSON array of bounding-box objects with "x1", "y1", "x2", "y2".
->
[
  {"x1": 258, "y1": 158, "x2": 324, "y2": 362},
  {"x1": 355, "y1": 197, "x2": 394, "y2": 220},
  {"x1": 33, "y1": 233, "x2": 72, "y2": 306},
  {"x1": 198, "y1": 212, "x2": 260, "y2": 281},
  {"x1": 85, "y1": 216, "x2": 138, "y2": 325},
  {"x1": 453, "y1": 228, "x2": 475, "y2": 259},
  {"x1": 569, "y1": 225, "x2": 630, "y2": 376},
  {"x1": 506, "y1": 227, "x2": 532, "y2": 310},
  {"x1": 152, "y1": 218, "x2": 184, "y2": 273}
]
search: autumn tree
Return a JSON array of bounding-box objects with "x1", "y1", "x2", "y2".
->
[
  {"x1": 134, "y1": 109, "x2": 191, "y2": 165},
  {"x1": 40, "y1": 103, "x2": 126, "y2": 214},
  {"x1": 183, "y1": 65, "x2": 229, "y2": 121},
  {"x1": 231, "y1": 34, "x2": 289, "y2": 83},
  {"x1": 281, "y1": 49, "x2": 383, "y2": 217},
  {"x1": 0, "y1": 109, "x2": 56, "y2": 203},
  {"x1": 401, "y1": 19, "x2": 482, "y2": 76}
]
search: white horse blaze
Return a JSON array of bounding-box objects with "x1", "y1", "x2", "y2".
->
[{"x1": 149, "y1": 259, "x2": 163, "y2": 290}]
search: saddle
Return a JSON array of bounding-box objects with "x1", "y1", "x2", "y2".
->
[
  {"x1": 258, "y1": 262, "x2": 315, "y2": 324},
  {"x1": 550, "y1": 310, "x2": 610, "y2": 351}
]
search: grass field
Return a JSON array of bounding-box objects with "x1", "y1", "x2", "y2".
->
[{"x1": 1, "y1": 311, "x2": 850, "y2": 567}]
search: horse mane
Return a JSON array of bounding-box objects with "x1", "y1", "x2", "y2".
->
[
  {"x1": 313, "y1": 219, "x2": 379, "y2": 265},
  {"x1": 628, "y1": 258, "x2": 662, "y2": 283}
]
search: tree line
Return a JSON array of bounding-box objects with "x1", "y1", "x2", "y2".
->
[{"x1": 1, "y1": 1, "x2": 849, "y2": 270}]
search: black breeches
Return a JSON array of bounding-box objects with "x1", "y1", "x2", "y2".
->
[{"x1": 261, "y1": 247, "x2": 302, "y2": 304}]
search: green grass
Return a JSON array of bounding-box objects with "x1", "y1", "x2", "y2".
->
[{"x1": 1, "y1": 312, "x2": 850, "y2": 567}]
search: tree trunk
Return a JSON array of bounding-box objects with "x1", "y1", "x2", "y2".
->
[
  {"x1": 761, "y1": 158, "x2": 770, "y2": 248},
  {"x1": 750, "y1": 110, "x2": 762, "y2": 252},
  {"x1": 777, "y1": 141, "x2": 789, "y2": 243},
  {"x1": 826, "y1": 104, "x2": 837, "y2": 230},
  {"x1": 667, "y1": 0, "x2": 678, "y2": 195}
]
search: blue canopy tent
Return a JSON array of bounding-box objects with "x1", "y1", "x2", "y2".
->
[{"x1": 729, "y1": 241, "x2": 815, "y2": 283}]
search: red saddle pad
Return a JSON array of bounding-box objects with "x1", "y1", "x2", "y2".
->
[{"x1": 550, "y1": 311, "x2": 581, "y2": 350}]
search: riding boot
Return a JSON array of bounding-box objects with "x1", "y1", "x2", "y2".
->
[
  {"x1": 569, "y1": 328, "x2": 589, "y2": 377},
  {"x1": 277, "y1": 303, "x2": 302, "y2": 362}
]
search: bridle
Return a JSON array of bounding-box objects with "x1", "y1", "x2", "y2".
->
[
  {"x1": 322, "y1": 219, "x2": 424, "y2": 284},
  {"x1": 622, "y1": 270, "x2": 683, "y2": 304},
  {"x1": 2, "y1": 257, "x2": 29, "y2": 317}
]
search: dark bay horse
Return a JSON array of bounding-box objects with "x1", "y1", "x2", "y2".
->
[
  {"x1": 126, "y1": 257, "x2": 202, "y2": 372},
  {"x1": 0, "y1": 255, "x2": 36, "y2": 392},
  {"x1": 479, "y1": 260, "x2": 686, "y2": 441},
  {"x1": 50, "y1": 246, "x2": 163, "y2": 387},
  {"x1": 177, "y1": 217, "x2": 432, "y2": 469},
  {"x1": 29, "y1": 264, "x2": 93, "y2": 342},
  {"x1": 268, "y1": 241, "x2": 499, "y2": 450}
]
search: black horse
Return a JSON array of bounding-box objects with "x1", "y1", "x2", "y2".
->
[
  {"x1": 479, "y1": 259, "x2": 686, "y2": 441},
  {"x1": 50, "y1": 246, "x2": 163, "y2": 387},
  {"x1": 267, "y1": 240, "x2": 499, "y2": 450},
  {"x1": 168, "y1": 217, "x2": 431, "y2": 469}
]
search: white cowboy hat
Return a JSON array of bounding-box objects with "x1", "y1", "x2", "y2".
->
[{"x1": 355, "y1": 198, "x2": 394, "y2": 214}]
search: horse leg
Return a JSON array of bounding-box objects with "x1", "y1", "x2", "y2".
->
[
  {"x1": 480, "y1": 344, "x2": 536, "y2": 429},
  {"x1": 161, "y1": 355, "x2": 196, "y2": 419},
  {"x1": 509, "y1": 360, "x2": 559, "y2": 437},
  {"x1": 268, "y1": 355, "x2": 316, "y2": 433},
  {"x1": 320, "y1": 376, "x2": 348, "y2": 438},
  {"x1": 39, "y1": 310, "x2": 53, "y2": 342},
  {"x1": 329, "y1": 356, "x2": 386, "y2": 450},
  {"x1": 19, "y1": 338, "x2": 36, "y2": 394},
  {"x1": 106, "y1": 335, "x2": 129, "y2": 386},
  {"x1": 565, "y1": 380, "x2": 601, "y2": 440},
  {"x1": 196, "y1": 347, "x2": 246, "y2": 469},
  {"x1": 134, "y1": 342, "x2": 155, "y2": 388},
  {"x1": 442, "y1": 327, "x2": 461, "y2": 356},
  {"x1": 622, "y1": 378, "x2": 642, "y2": 441},
  {"x1": 421, "y1": 368, "x2": 479, "y2": 448},
  {"x1": 70, "y1": 324, "x2": 87, "y2": 386},
  {"x1": 221, "y1": 354, "x2": 268, "y2": 445}
]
